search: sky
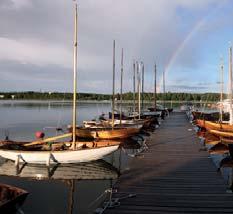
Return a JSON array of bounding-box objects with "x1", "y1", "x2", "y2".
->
[{"x1": 0, "y1": 0, "x2": 233, "y2": 94}]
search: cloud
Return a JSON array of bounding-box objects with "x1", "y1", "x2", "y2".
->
[
  {"x1": 0, "y1": 0, "x2": 226, "y2": 93},
  {"x1": 0, "y1": 0, "x2": 31, "y2": 10},
  {"x1": 0, "y1": 38, "x2": 72, "y2": 68}
]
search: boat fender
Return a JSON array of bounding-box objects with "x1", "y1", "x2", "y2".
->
[{"x1": 35, "y1": 131, "x2": 45, "y2": 139}]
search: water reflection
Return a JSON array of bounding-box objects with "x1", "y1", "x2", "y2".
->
[
  {"x1": 0, "y1": 101, "x2": 147, "y2": 213},
  {"x1": 0, "y1": 144, "x2": 142, "y2": 213},
  {"x1": 0, "y1": 158, "x2": 122, "y2": 213},
  {"x1": 0, "y1": 160, "x2": 120, "y2": 181}
]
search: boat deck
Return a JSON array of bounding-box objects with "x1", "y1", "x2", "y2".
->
[{"x1": 105, "y1": 112, "x2": 233, "y2": 214}]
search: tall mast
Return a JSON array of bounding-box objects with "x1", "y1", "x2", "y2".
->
[
  {"x1": 229, "y1": 45, "x2": 233, "y2": 125},
  {"x1": 154, "y1": 63, "x2": 157, "y2": 110},
  {"x1": 72, "y1": 2, "x2": 78, "y2": 149},
  {"x1": 137, "y1": 62, "x2": 141, "y2": 119},
  {"x1": 133, "y1": 61, "x2": 136, "y2": 113},
  {"x1": 112, "y1": 40, "x2": 116, "y2": 128},
  {"x1": 163, "y1": 70, "x2": 165, "y2": 109},
  {"x1": 220, "y1": 57, "x2": 224, "y2": 122},
  {"x1": 141, "y1": 62, "x2": 144, "y2": 111},
  {"x1": 120, "y1": 48, "x2": 124, "y2": 126}
]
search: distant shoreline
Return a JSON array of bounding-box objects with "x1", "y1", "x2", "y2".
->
[
  {"x1": 0, "y1": 99, "x2": 216, "y2": 104},
  {"x1": 0, "y1": 91, "x2": 223, "y2": 102}
]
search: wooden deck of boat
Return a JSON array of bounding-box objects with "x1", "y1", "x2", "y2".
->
[{"x1": 105, "y1": 112, "x2": 233, "y2": 214}]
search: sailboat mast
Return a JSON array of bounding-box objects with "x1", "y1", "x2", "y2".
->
[
  {"x1": 137, "y1": 62, "x2": 141, "y2": 119},
  {"x1": 112, "y1": 40, "x2": 116, "y2": 128},
  {"x1": 220, "y1": 57, "x2": 224, "y2": 122},
  {"x1": 154, "y1": 63, "x2": 157, "y2": 110},
  {"x1": 72, "y1": 3, "x2": 78, "y2": 149},
  {"x1": 141, "y1": 62, "x2": 144, "y2": 111},
  {"x1": 229, "y1": 45, "x2": 233, "y2": 125},
  {"x1": 120, "y1": 48, "x2": 124, "y2": 125},
  {"x1": 133, "y1": 61, "x2": 136, "y2": 113},
  {"x1": 163, "y1": 70, "x2": 165, "y2": 109}
]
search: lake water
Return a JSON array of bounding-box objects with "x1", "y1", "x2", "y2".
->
[
  {"x1": 0, "y1": 100, "x2": 231, "y2": 213},
  {"x1": 0, "y1": 100, "x2": 143, "y2": 214}
]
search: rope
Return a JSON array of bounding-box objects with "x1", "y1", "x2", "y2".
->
[{"x1": 88, "y1": 188, "x2": 111, "y2": 208}]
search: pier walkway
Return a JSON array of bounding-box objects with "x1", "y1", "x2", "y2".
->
[{"x1": 105, "y1": 112, "x2": 233, "y2": 214}]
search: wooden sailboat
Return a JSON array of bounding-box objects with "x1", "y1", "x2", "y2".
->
[
  {"x1": 209, "y1": 129, "x2": 233, "y2": 138},
  {"x1": 147, "y1": 63, "x2": 172, "y2": 116},
  {"x1": 148, "y1": 63, "x2": 157, "y2": 112},
  {"x1": 73, "y1": 41, "x2": 142, "y2": 139},
  {"x1": 82, "y1": 119, "x2": 144, "y2": 129},
  {"x1": 192, "y1": 111, "x2": 229, "y2": 121},
  {"x1": 196, "y1": 120, "x2": 233, "y2": 132},
  {"x1": 81, "y1": 56, "x2": 157, "y2": 131},
  {"x1": 74, "y1": 126, "x2": 140, "y2": 139},
  {"x1": 0, "y1": 3, "x2": 120, "y2": 165},
  {"x1": 0, "y1": 183, "x2": 28, "y2": 213},
  {"x1": 195, "y1": 47, "x2": 233, "y2": 132}
]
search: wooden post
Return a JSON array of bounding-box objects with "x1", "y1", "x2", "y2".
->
[
  {"x1": 120, "y1": 48, "x2": 124, "y2": 126},
  {"x1": 72, "y1": 3, "x2": 78, "y2": 149},
  {"x1": 112, "y1": 40, "x2": 116, "y2": 129}
]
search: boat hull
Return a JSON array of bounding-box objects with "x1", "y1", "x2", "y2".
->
[
  {"x1": 0, "y1": 145, "x2": 119, "y2": 164},
  {"x1": 196, "y1": 120, "x2": 233, "y2": 132},
  {"x1": 0, "y1": 183, "x2": 28, "y2": 213},
  {"x1": 209, "y1": 129, "x2": 233, "y2": 138},
  {"x1": 76, "y1": 128, "x2": 140, "y2": 139}
]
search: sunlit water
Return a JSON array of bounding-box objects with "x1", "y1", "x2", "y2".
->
[{"x1": 0, "y1": 100, "x2": 143, "y2": 214}]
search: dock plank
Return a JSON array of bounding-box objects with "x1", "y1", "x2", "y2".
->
[{"x1": 104, "y1": 112, "x2": 233, "y2": 213}]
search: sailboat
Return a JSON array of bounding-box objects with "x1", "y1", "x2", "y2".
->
[
  {"x1": 74, "y1": 42, "x2": 143, "y2": 139},
  {"x1": 147, "y1": 63, "x2": 171, "y2": 117},
  {"x1": 108, "y1": 60, "x2": 160, "y2": 127},
  {"x1": 195, "y1": 47, "x2": 233, "y2": 133},
  {"x1": 0, "y1": 3, "x2": 120, "y2": 165}
]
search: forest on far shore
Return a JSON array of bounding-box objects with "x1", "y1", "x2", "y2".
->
[{"x1": 0, "y1": 91, "x2": 225, "y2": 102}]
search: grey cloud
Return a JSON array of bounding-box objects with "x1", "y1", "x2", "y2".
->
[{"x1": 0, "y1": 0, "x2": 222, "y2": 93}]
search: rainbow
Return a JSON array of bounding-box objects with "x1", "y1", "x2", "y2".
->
[{"x1": 157, "y1": 2, "x2": 224, "y2": 93}]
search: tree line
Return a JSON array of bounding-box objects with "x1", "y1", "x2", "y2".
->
[{"x1": 0, "y1": 91, "x2": 226, "y2": 102}]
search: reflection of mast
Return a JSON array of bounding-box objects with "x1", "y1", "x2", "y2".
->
[
  {"x1": 67, "y1": 180, "x2": 75, "y2": 214},
  {"x1": 118, "y1": 148, "x2": 122, "y2": 173}
]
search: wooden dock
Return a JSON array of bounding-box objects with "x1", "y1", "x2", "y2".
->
[{"x1": 105, "y1": 112, "x2": 233, "y2": 214}]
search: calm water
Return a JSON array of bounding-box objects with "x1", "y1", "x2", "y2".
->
[
  {"x1": 0, "y1": 100, "x2": 230, "y2": 213},
  {"x1": 0, "y1": 100, "x2": 142, "y2": 214}
]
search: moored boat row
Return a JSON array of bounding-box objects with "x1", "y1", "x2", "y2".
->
[{"x1": 0, "y1": 3, "x2": 165, "y2": 167}]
